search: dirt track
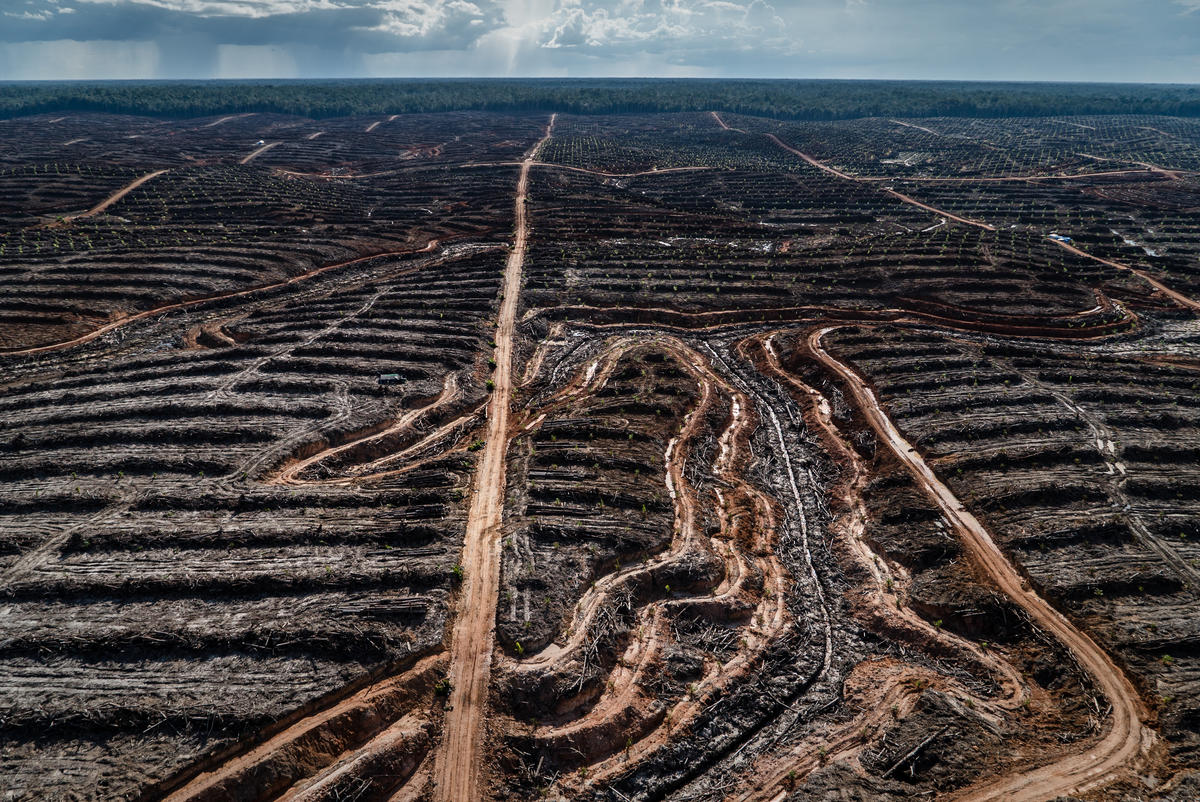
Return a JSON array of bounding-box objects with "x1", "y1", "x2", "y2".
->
[
  {"x1": 1051, "y1": 238, "x2": 1200, "y2": 312},
  {"x1": 1, "y1": 240, "x2": 443, "y2": 357},
  {"x1": 71, "y1": 168, "x2": 168, "y2": 219},
  {"x1": 763, "y1": 133, "x2": 997, "y2": 230},
  {"x1": 430, "y1": 113, "x2": 556, "y2": 802},
  {"x1": 240, "y1": 141, "x2": 279, "y2": 164},
  {"x1": 808, "y1": 326, "x2": 1151, "y2": 802},
  {"x1": 711, "y1": 111, "x2": 748, "y2": 134}
]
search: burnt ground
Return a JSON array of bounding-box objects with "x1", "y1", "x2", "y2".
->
[{"x1": 1, "y1": 110, "x2": 1200, "y2": 801}]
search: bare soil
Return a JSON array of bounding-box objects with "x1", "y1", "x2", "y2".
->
[{"x1": 2, "y1": 109, "x2": 1199, "y2": 802}]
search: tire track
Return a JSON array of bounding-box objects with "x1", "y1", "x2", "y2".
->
[
  {"x1": 808, "y1": 326, "x2": 1151, "y2": 802},
  {"x1": 430, "y1": 112, "x2": 556, "y2": 802}
]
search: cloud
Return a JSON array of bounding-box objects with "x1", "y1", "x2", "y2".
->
[
  {"x1": 0, "y1": 0, "x2": 1198, "y2": 81},
  {"x1": 0, "y1": 0, "x2": 506, "y2": 53},
  {"x1": 539, "y1": 0, "x2": 793, "y2": 56}
]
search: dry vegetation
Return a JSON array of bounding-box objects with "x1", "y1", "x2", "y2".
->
[{"x1": 2, "y1": 108, "x2": 1200, "y2": 802}]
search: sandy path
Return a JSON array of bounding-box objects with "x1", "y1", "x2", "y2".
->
[
  {"x1": 429, "y1": 113, "x2": 556, "y2": 802},
  {"x1": 203, "y1": 113, "x2": 253, "y2": 128},
  {"x1": 882, "y1": 168, "x2": 1169, "y2": 184},
  {"x1": 889, "y1": 119, "x2": 940, "y2": 135},
  {"x1": 269, "y1": 376, "x2": 464, "y2": 485},
  {"x1": 240, "y1": 142, "x2": 279, "y2": 164},
  {"x1": 711, "y1": 110, "x2": 748, "y2": 134},
  {"x1": 458, "y1": 161, "x2": 716, "y2": 179},
  {"x1": 535, "y1": 162, "x2": 716, "y2": 179},
  {"x1": 809, "y1": 327, "x2": 1151, "y2": 802},
  {"x1": 70, "y1": 169, "x2": 167, "y2": 219},
  {"x1": 1077, "y1": 151, "x2": 1188, "y2": 180},
  {"x1": 163, "y1": 657, "x2": 442, "y2": 802}
]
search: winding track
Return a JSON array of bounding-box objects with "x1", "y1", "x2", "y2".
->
[
  {"x1": 430, "y1": 112, "x2": 556, "y2": 802},
  {"x1": 807, "y1": 326, "x2": 1151, "y2": 802}
]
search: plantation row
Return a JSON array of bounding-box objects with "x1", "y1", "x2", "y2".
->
[
  {"x1": 540, "y1": 113, "x2": 802, "y2": 174},
  {"x1": 0, "y1": 159, "x2": 519, "y2": 350},
  {"x1": 523, "y1": 167, "x2": 1115, "y2": 318},
  {"x1": 0, "y1": 111, "x2": 549, "y2": 174},
  {"x1": 894, "y1": 175, "x2": 1200, "y2": 300},
  {"x1": 730, "y1": 114, "x2": 1200, "y2": 179},
  {"x1": 0, "y1": 243, "x2": 510, "y2": 798}
]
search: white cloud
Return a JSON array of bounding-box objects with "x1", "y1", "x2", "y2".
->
[
  {"x1": 76, "y1": 0, "x2": 345, "y2": 18},
  {"x1": 538, "y1": 0, "x2": 792, "y2": 54}
]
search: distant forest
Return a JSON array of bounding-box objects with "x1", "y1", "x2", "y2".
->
[{"x1": 2, "y1": 79, "x2": 1199, "y2": 121}]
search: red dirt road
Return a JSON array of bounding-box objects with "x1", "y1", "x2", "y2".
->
[
  {"x1": 430, "y1": 113, "x2": 556, "y2": 802},
  {"x1": 1, "y1": 240, "x2": 442, "y2": 357},
  {"x1": 809, "y1": 327, "x2": 1151, "y2": 802},
  {"x1": 765, "y1": 134, "x2": 996, "y2": 230},
  {"x1": 1051, "y1": 239, "x2": 1200, "y2": 312}
]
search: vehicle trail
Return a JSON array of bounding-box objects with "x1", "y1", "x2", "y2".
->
[
  {"x1": 429, "y1": 111, "x2": 556, "y2": 802},
  {"x1": 459, "y1": 161, "x2": 716, "y2": 179},
  {"x1": 763, "y1": 133, "x2": 996, "y2": 230},
  {"x1": 1077, "y1": 151, "x2": 1187, "y2": 180},
  {"x1": 1051, "y1": 238, "x2": 1200, "y2": 312},
  {"x1": 240, "y1": 142, "x2": 280, "y2": 164},
  {"x1": 161, "y1": 656, "x2": 444, "y2": 802},
  {"x1": 69, "y1": 169, "x2": 168, "y2": 219},
  {"x1": 809, "y1": 326, "x2": 1151, "y2": 802},
  {"x1": 878, "y1": 168, "x2": 1177, "y2": 183},
  {"x1": 711, "y1": 111, "x2": 748, "y2": 133},
  {"x1": 1, "y1": 240, "x2": 444, "y2": 357},
  {"x1": 203, "y1": 113, "x2": 254, "y2": 128},
  {"x1": 889, "y1": 119, "x2": 940, "y2": 135}
]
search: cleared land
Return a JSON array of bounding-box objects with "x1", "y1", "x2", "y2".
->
[{"x1": 2, "y1": 109, "x2": 1200, "y2": 802}]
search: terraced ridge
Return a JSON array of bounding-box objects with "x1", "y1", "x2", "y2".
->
[
  {"x1": 728, "y1": 114, "x2": 1200, "y2": 180},
  {"x1": 0, "y1": 111, "x2": 529, "y2": 352}
]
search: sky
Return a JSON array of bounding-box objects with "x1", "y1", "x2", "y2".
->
[{"x1": 0, "y1": 0, "x2": 1198, "y2": 82}]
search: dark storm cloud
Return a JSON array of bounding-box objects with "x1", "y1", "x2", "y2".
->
[
  {"x1": 1, "y1": 0, "x2": 1198, "y2": 80},
  {"x1": 0, "y1": 0, "x2": 504, "y2": 52}
]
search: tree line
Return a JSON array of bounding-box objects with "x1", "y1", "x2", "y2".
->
[{"x1": 1, "y1": 78, "x2": 1198, "y2": 121}]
